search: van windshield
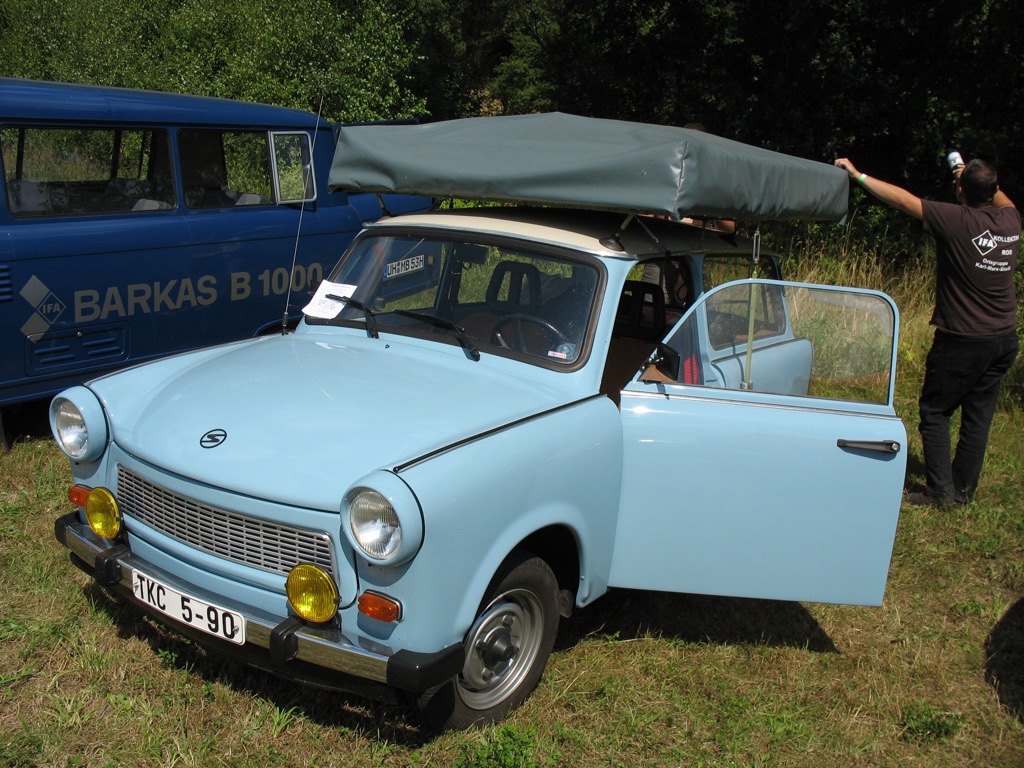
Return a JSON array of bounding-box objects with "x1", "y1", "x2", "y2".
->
[{"x1": 305, "y1": 233, "x2": 600, "y2": 366}]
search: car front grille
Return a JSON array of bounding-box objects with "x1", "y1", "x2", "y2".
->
[{"x1": 116, "y1": 466, "x2": 335, "y2": 578}]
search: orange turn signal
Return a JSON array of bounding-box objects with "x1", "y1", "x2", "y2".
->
[
  {"x1": 358, "y1": 591, "x2": 402, "y2": 623},
  {"x1": 68, "y1": 485, "x2": 91, "y2": 507}
]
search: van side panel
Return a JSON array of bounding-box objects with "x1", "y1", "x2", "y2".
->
[{"x1": 0, "y1": 79, "x2": 428, "y2": 408}]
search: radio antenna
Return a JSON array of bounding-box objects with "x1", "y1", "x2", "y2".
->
[{"x1": 281, "y1": 93, "x2": 326, "y2": 334}]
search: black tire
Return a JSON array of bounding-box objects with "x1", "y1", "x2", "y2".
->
[{"x1": 415, "y1": 551, "x2": 560, "y2": 731}]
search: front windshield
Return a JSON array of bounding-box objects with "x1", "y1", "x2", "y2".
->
[{"x1": 304, "y1": 233, "x2": 600, "y2": 366}]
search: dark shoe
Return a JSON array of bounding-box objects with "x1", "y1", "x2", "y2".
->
[{"x1": 905, "y1": 490, "x2": 964, "y2": 508}]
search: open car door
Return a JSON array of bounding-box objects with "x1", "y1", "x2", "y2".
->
[{"x1": 610, "y1": 279, "x2": 906, "y2": 606}]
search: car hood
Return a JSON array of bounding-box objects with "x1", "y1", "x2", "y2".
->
[{"x1": 91, "y1": 333, "x2": 573, "y2": 511}]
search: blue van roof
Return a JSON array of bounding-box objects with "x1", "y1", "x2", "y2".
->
[{"x1": 0, "y1": 77, "x2": 327, "y2": 129}]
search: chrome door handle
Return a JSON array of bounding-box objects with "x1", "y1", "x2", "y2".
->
[{"x1": 837, "y1": 439, "x2": 901, "y2": 454}]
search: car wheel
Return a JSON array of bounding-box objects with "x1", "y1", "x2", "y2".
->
[{"x1": 415, "y1": 551, "x2": 560, "y2": 730}]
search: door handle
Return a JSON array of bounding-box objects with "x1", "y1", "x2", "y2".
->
[{"x1": 837, "y1": 439, "x2": 901, "y2": 454}]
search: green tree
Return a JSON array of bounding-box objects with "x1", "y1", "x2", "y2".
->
[
  {"x1": 403, "y1": 0, "x2": 1021, "y2": 195},
  {"x1": 0, "y1": 0, "x2": 170, "y2": 87},
  {"x1": 401, "y1": 0, "x2": 1021, "y2": 265},
  {"x1": 3, "y1": 0, "x2": 1021, "y2": 254},
  {"x1": 0, "y1": 0, "x2": 425, "y2": 122}
]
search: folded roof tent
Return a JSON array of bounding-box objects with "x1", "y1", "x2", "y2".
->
[{"x1": 329, "y1": 112, "x2": 848, "y2": 223}]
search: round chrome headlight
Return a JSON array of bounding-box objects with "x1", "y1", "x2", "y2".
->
[
  {"x1": 52, "y1": 399, "x2": 88, "y2": 458},
  {"x1": 343, "y1": 474, "x2": 423, "y2": 566},
  {"x1": 349, "y1": 490, "x2": 402, "y2": 560},
  {"x1": 50, "y1": 387, "x2": 108, "y2": 462}
]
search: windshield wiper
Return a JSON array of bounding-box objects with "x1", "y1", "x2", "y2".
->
[
  {"x1": 391, "y1": 309, "x2": 481, "y2": 361},
  {"x1": 326, "y1": 294, "x2": 379, "y2": 339}
]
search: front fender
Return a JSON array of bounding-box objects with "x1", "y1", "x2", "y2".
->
[{"x1": 357, "y1": 396, "x2": 622, "y2": 653}]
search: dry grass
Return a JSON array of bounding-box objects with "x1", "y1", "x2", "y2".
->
[{"x1": 1, "y1": 249, "x2": 1022, "y2": 767}]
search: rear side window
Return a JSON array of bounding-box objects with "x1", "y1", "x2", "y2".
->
[
  {"x1": 178, "y1": 129, "x2": 315, "y2": 208},
  {"x1": 705, "y1": 280, "x2": 786, "y2": 349},
  {"x1": 701, "y1": 254, "x2": 779, "y2": 292},
  {"x1": 1, "y1": 126, "x2": 175, "y2": 216},
  {"x1": 179, "y1": 129, "x2": 273, "y2": 208}
]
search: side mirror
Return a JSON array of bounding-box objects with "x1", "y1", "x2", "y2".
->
[{"x1": 650, "y1": 342, "x2": 680, "y2": 381}]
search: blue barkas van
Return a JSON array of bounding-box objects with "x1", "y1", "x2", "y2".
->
[
  {"x1": 0, "y1": 77, "x2": 427, "y2": 441},
  {"x1": 50, "y1": 114, "x2": 907, "y2": 730}
]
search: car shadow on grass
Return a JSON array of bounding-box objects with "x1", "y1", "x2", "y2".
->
[
  {"x1": 559, "y1": 588, "x2": 838, "y2": 653},
  {"x1": 985, "y1": 596, "x2": 1024, "y2": 723},
  {"x1": 79, "y1": 582, "x2": 836, "y2": 747},
  {"x1": 82, "y1": 583, "x2": 438, "y2": 747}
]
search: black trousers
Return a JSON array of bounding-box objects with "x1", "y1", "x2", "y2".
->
[{"x1": 918, "y1": 329, "x2": 1018, "y2": 502}]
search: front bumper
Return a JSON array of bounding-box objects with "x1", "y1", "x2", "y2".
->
[{"x1": 54, "y1": 512, "x2": 463, "y2": 697}]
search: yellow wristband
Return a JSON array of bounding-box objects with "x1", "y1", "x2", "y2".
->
[{"x1": 857, "y1": 173, "x2": 868, "y2": 185}]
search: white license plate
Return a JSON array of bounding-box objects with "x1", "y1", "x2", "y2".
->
[{"x1": 131, "y1": 570, "x2": 246, "y2": 645}]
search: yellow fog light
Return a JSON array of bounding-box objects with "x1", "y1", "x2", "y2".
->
[
  {"x1": 286, "y1": 564, "x2": 339, "y2": 623},
  {"x1": 85, "y1": 487, "x2": 121, "y2": 540}
]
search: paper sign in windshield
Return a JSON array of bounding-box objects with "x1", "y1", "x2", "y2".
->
[{"x1": 302, "y1": 280, "x2": 356, "y2": 319}]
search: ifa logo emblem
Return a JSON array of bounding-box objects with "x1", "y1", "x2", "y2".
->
[
  {"x1": 972, "y1": 230, "x2": 998, "y2": 256},
  {"x1": 19, "y1": 275, "x2": 66, "y2": 338}
]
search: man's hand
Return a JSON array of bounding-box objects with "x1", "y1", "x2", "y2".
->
[
  {"x1": 835, "y1": 158, "x2": 861, "y2": 180},
  {"x1": 834, "y1": 158, "x2": 924, "y2": 220}
]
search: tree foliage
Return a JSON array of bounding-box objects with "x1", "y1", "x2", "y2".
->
[
  {"x1": 1, "y1": 0, "x2": 1020, "y2": 255},
  {"x1": 406, "y1": 0, "x2": 1022, "y2": 199},
  {"x1": 0, "y1": 0, "x2": 424, "y2": 122},
  {"x1": 402, "y1": 0, "x2": 1021, "y2": 260}
]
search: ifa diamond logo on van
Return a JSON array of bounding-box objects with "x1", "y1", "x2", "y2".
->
[{"x1": 19, "y1": 276, "x2": 67, "y2": 338}]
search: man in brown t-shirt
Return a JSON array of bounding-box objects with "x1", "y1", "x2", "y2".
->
[{"x1": 835, "y1": 156, "x2": 1019, "y2": 505}]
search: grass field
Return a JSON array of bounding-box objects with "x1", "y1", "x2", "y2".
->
[{"x1": 1, "y1": 248, "x2": 1022, "y2": 767}]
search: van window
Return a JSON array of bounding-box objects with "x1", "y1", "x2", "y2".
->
[
  {"x1": 179, "y1": 130, "x2": 279, "y2": 208},
  {"x1": 271, "y1": 132, "x2": 316, "y2": 204},
  {"x1": 0, "y1": 78, "x2": 431, "y2": 424},
  {"x1": 1, "y1": 127, "x2": 175, "y2": 216}
]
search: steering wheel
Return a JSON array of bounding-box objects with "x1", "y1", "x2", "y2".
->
[{"x1": 491, "y1": 314, "x2": 568, "y2": 354}]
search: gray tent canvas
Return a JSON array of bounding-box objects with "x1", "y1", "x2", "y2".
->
[{"x1": 330, "y1": 112, "x2": 848, "y2": 222}]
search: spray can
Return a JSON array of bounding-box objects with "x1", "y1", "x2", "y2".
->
[{"x1": 946, "y1": 151, "x2": 964, "y2": 171}]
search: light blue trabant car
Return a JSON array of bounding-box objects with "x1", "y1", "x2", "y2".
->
[{"x1": 51, "y1": 115, "x2": 907, "y2": 730}]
